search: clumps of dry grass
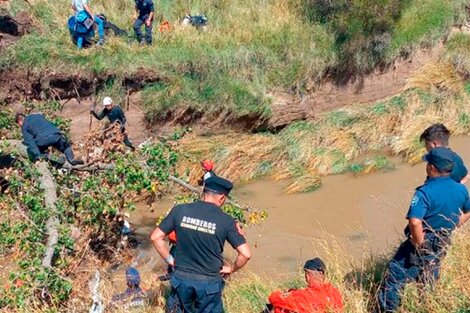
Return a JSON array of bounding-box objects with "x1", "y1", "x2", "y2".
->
[
  {"x1": 173, "y1": 60, "x2": 470, "y2": 193},
  {"x1": 176, "y1": 133, "x2": 287, "y2": 185},
  {"x1": 284, "y1": 172, "x2": 322, "y2": 194},
  {"x1": 405, "y1": 62, "x2": 464, "y2": 94}
]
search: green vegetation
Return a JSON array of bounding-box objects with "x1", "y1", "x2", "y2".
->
[
  {"x1": 1, "y1": 0, "x2": 467, "y2": 121},
  {"x1": 0, "y1": 137, "x2": 179, "y2": 310},
  {"x1": 0, "y1": 104, "x2": 268, "y2": 311}
]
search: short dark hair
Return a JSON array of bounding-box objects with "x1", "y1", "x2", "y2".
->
[
  {"x1": 419, "y1": 123, "x2": 450, "y2": 146},
  {"x1": 15, "y1": 113, "x2": 25, "y2": 123}
]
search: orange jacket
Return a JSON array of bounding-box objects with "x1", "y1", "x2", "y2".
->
[{"x1": 269, "y1": 283, "x2": 343, "y2": 313}]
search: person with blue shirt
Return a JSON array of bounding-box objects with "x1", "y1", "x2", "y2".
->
[
  {"x1": 72, "y1": 0, "x2": 105, "y2": 47},
  {"x1": 133, "y1": 0, "x2": 155, "y2": 45},
  {"x1": 420, "y1": 123, "x2": 468, "y2": 183},
  {"x1": 111, "y1": 267, "x2": 148, "y2": 310},
  {"x1": 377, "y1": 147, "x2": 470, "y2": 312}
]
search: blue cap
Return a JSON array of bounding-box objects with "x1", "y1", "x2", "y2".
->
[
  {"x1": 204, "y1": 176, "x2": 233, "y2": 195},
  {"x1": 422, "y1": 147, "x2": 455, "y2": 173},
  {"x1": 126, "y1": 267, "x2": 141, "y2": 286}
]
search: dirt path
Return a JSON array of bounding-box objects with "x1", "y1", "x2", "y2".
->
[{"x1": 59, "y1": 97, "x2": 148, "y2": 145}]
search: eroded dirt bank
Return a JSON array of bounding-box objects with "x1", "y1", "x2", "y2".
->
[{"x1": 1, "y1": 46, "x2": 441, "y2": 136}]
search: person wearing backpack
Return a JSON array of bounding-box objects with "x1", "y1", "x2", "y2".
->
[{"x1": 72, "y1": 0, "x2": 105, "y2": 47}]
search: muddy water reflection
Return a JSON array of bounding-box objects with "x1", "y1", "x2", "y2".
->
[{"x1": 130, "y1": 137, "x2": 470, "y2": 277}]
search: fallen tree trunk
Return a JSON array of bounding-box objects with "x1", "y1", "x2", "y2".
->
[
  {"x1": 4, "y1": 141, "x2": 59, "y2": 267},
  {"x1": 37, "y1": 160, "x2": 59, "y2": 268},
  {"x1": 168, "y1": 175, "x2": 255, "y2": 212}
]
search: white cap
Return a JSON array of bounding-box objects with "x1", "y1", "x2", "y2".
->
[{"x1": 103, "y1": 97, "x2": 113, "y2": 106}]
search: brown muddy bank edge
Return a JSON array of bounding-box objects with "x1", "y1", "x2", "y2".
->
[{"x1": 0, "y1": 46, "x2": 440, "y2": 134}]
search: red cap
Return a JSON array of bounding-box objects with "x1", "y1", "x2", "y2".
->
[{"x1": 201, "y1": 159, "x2": 214, "y2": 171}]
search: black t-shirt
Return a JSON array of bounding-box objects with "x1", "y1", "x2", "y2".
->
[
  {"x1": 158, "y1": 201, "x2": 246, "y2": 277},
  {"x1": 92, "y1": 106, "x2": 126, "y2": 125}
]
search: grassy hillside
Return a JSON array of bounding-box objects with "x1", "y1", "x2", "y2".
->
[{"x1": 2, "y1": 0, "x2": 468, "y2": 121}]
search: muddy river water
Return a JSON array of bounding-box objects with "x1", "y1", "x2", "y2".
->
[{"x1": 129, "y1": 137, "x2": 470, "y2": 278}]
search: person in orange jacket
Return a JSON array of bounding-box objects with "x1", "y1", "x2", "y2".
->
[
  {"x1": 198, "y1": 159, "x2": 216, "y2": 186},
  {"x1": 266, "y1": 258, "x2": 343, "y2": 313}
]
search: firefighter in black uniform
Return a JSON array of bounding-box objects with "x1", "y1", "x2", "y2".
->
[
  {"x1": 151, "y1": 176, "x2": 252, "y2": 313},
  {"x1": 90, "y1": 96, "x2": 135, "y2": 149}
]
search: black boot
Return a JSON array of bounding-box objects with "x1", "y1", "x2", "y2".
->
[{"x1": 69, "y1": 159, "x2": 84, "y2": 166}]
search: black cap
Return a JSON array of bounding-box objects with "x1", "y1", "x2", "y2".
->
[
  {"x1": 422, "y1": 147, "x2": 455, "y2": 173},
  {"x1": 204, "y1": 176, "x2": 233, "y2": 195},
  {"x1": 303, "y1": 258, "x2": 326, "y2": 272}
]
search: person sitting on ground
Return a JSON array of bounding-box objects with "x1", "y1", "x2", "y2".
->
[
  {"x1": 133, "y1": 0, "x2": 154, "y2": 45},
  {"x1": 71, "y1": 0, "x2": 105, "y2": 46},
  {"x1": 420, "y1": 123, "x2": 468, "y2": 183},
  {"x1": 198, "y1": 159, "x2": 216, "y2": 186},
  {"x1": 90, "y1": 97, "x2": 135, "y2": 150},
  {"x1": 266, "y1": 258, "x2": 343, "y2": 313},
  {"x1": 111, "y1": 267, "x2": 148, "y2": 310},
  {"x1": 16, "y1": 113, "x2": 84, "y2": 166}
]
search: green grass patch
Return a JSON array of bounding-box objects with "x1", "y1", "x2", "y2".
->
[
  {"x1": 1, "y1": 0, "x2": 467, "y2": 124},
  {"x1": 388, "y1": 0, "x2": 457, "y2": 57},
  {"x1": 327, "y1": 110, "x2": 360, "y2": 127}
]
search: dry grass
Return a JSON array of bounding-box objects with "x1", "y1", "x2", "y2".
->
[
  {"x1": 174, "y1": 61, "x2": 470, "y2": 193},
  {"x1": 405, "y1": 62, "x2": 464, "y2": 94}
]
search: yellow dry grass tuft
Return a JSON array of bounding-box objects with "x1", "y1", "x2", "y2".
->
[
  {"x1": 284, "y1": 172, "x2": 322, "y2": 194},
  {"x1": 405, "y1": 62, "x2": 464, "y2": 94}
]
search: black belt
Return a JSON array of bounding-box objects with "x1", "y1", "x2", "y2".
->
[{"x1": 174, "y1": 269, "x2": 220, "y2": 281}]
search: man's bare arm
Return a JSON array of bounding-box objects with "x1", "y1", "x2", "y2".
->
[
  {"x1": 409, "y1": 218, "x2": 424, "y2": 246},
  {"x1": 83, "y1": 3, "x2": 94, "y2": 19},
  {"x1": 150, "y1": 227, "x2": 173, "y2": 264},
  {"x1": 220, "y1": 243, "x2": 251, "y2": 276},
  {"x1": 459, "y1": 212, "x2": 470, "y2": 227}
]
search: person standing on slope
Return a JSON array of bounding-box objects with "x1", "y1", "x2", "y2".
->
[
  {"x1": 377, "y1": 147, "x2": 470, "y2": 312},
  {"x1": 133, "y1": 0, "x2": 154, "y2": 45},
  {"x1": 90, "y1": 97, "x2": 135, "y2": 150}
]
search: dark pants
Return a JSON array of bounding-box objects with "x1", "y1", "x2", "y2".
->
[
  {"x1": 166, "y1": 271, "x2": 225, "y2": 313},
  {"x1": 121, "y1": 127, "x2": 134, "y2": 149},
  {"x1": 133, "y1": 16, "x2": 152, "y2": 44},
  {"x1": 377, "y1": 234, "x2": 450, "y2": 312},
  {"x1": 30, "y1": 134, "x2": 75, "y2": 162}
]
